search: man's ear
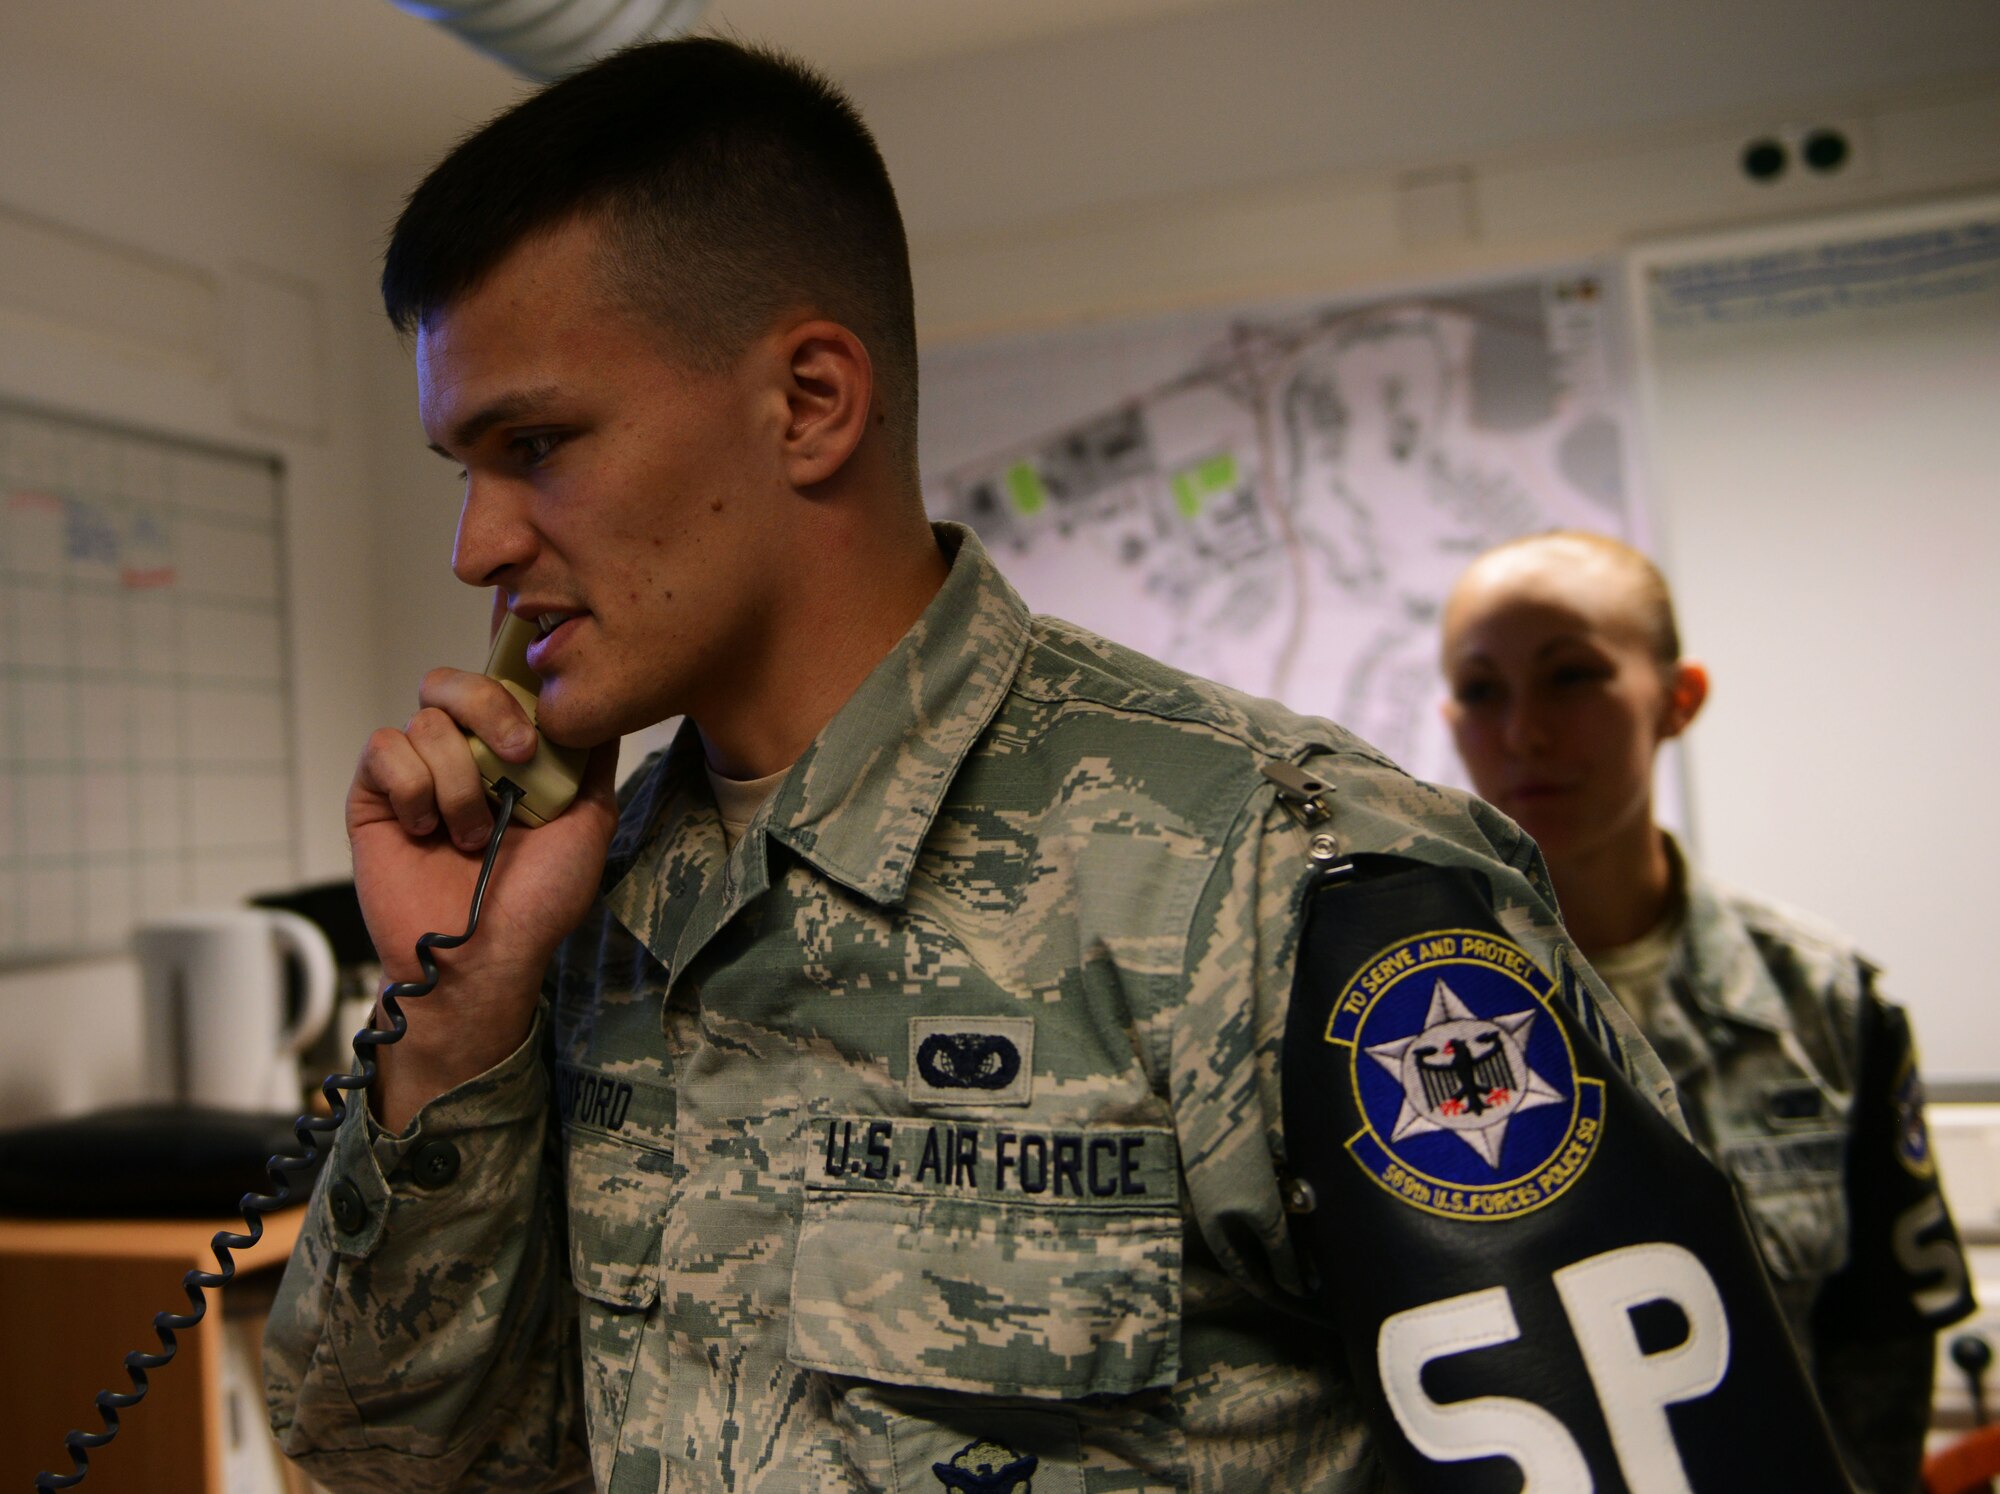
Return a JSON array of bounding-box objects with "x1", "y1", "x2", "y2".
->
[
  {"x1": 776, "y1": 319, "x2": 874, "y2": 489},
  {"x1": 1660, "y1": 658, "x2": 1709, "y2": 739}
]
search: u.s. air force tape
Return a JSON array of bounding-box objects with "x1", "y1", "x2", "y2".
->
[
  {"x1": 1281, "y1": 854, "x2": 1854, "y2": 1494},
  {"x1": 805, "y1": 1116, "x2": 1175, "y2": 1208}
]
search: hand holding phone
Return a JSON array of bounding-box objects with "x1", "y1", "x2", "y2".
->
[{"x1": 345, "y1": 607, "x2": 619, "y2": 1128}]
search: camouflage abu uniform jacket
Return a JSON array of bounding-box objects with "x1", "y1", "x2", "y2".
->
[
  {"x1": 265, "y1": 524, "x2": 1678, "y2": 1493},
  {"x1": 1634, "y1": 842, "x2": 1973, "y2": 1494}
]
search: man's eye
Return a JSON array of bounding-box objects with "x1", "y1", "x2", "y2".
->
[
  {"x1": 513, "y1": 432, "x2": 563, "y2": 467},
  {"x1": 1453, "y1": 681, "x2": 1499, "y2": 707}
]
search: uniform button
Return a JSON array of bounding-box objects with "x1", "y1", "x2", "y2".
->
[
  {"x1": 328, "y1": 1179, "x2": 368, "y2": 1234},
  {"x1": 410, "y1": 1138, "x2": 461, "y2": 1188}
]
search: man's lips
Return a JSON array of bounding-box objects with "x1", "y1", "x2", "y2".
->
[
  {"x1": 517, "y1": 606, "x2": 579, "y2": 637},
  {"x1": 521, "y1": 610, "x2": 587, "y2": 672}
]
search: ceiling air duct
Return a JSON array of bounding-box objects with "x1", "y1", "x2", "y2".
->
[{"x1": 393, "y1": 0, "x2": 712, "y2": 82}]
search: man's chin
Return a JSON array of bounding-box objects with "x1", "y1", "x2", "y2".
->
[
  {"x1": 530, "y1": 692, "x2": 613, "y2": 752},
  {"x1": 537, "y1": 690, "x2": 677, "y2": 752}
]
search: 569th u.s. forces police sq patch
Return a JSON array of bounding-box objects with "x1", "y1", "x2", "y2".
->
[{"x1": 1328, "y1": 927, "x2": 1605, "y2": 1221}]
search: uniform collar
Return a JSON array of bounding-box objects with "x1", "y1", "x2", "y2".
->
[
  {"x1": 604, "y1": 522, "x2": 1031, "y2": 928},
  {"x1": 1666, "y1": 832, "x2": 1793, "y2": 1033},
  {"x1": 760, "y1": 522, "x2": 1030, "y2": 906}
]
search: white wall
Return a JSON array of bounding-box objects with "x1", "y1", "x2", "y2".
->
[
  {"x1": 886, "y1": 80, "x2": 2000, "y2": 341},
  {"x1": 0, "y1": 51, "x2": 384, "y2": 1123},
  {"x1": 353, "y1": 165, "x2": 497, "y2": 734},
  {"x1": 1634, "y1": 200, "x2": 2000, "y2": 1082}
]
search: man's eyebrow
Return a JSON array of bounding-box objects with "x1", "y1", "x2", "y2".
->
[{"x1": 425, "y1": 386, "x2": 562, "y2": 458}]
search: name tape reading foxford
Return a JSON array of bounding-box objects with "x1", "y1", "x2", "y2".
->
[{"x1": 555, "y1": 1060, "x2": 673, "y2": 1143}]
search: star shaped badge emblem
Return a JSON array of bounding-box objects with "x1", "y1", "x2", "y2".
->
[{"x1": 1365, "y1": 977, "x2": 1566, "y2": 1169}]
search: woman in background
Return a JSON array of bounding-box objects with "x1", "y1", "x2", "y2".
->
[{"x1": 1441, "y1": 529, "x2": 1972, "y2": 1494}]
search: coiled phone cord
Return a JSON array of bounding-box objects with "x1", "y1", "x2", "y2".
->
[{"x1": 33, "y1": 782, "x2": 523, "y2": 1491}]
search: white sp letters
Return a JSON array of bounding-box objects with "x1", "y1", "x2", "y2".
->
[
  {"x1": 1377, "y1": 1241, "x2": 1731, "y2": 1491},
  {"x1": 1378, "y1": 1286, "x2": 1594, "y2": 1491},
  {"x1": 1553, "y1": 1243, "x2": 1730, "y2": 1494},
  {"x1": 1893, "y1": 1194, "x2": 1969, "y2": 1317}
]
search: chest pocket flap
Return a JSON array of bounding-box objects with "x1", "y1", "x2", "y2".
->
[
  {"x1": 560, "y1": 1066, "x2": 674, "y2": 1307},
  {"x1": 562, "y1": 1093, "x2": 673, "y2": 1489},
  {"x1": 790, "y1": 1116, "x2": 1183, "y2": 1399},
  {"x1": 1722, "y1": 1130, "x2": 1851, "y2": 1282}
]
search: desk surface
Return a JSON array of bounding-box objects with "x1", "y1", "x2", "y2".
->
[
  {"x1": 0, "y1": 1205, "x2": 305, "y2": 1268},
  {"x1": 0, "y1": 1207, "x2": 307, "y2": 1492}
]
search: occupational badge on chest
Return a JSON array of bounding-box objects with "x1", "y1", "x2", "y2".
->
[
  {"x1": 932, "y1": 1440, "x2": 1038, "y2": 1493},
  {"x1": 907, "y1": 1016, "x2": 1035, "y2": 1106},
  {"x1": 1327, "y1": 928, "x2": 1604, "y2": 1221},
  {"x1": 887, "y1": 1411, "x2": 1081, "y2": 1494}
]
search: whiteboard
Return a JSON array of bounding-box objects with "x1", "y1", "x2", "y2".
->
[{"x1": 0, "y1": 400, "x2": 298, "y2": 965}]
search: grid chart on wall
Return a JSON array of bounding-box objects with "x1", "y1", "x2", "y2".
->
[{"x1": 0, "y1": 400, "x2": 298, "y2": 965}]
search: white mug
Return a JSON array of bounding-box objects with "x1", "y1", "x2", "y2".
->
[{"x1": 133, "y1": 908, "x2": 336, "y2": 1113}]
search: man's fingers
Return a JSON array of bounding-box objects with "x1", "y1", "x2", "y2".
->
[
  {"x1": 354, "y1": 727, "x2": 441, "y2": 837},
  {"x1": 417, "y1": 666, "x2": 538, "y2": 763},
  {"x1": 406, "y1": 706, "x2": 496, "y2": 850}
]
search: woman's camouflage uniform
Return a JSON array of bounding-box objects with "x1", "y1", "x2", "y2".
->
[
  {"x1": 265, "y1": 526, "x2": 1689, "y2": 1493},
  {"x1": 1624, "y1": 844, "x2": 1972, "y2": 1494}
]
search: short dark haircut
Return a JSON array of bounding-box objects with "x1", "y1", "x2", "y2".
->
[{"x1": 383, "y1": 37, "x2": 918, "y2": 473}]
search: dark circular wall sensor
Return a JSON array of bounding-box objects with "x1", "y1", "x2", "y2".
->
[
  {"x1": 1741, "y1": 139, "x2": 1788, "y2": 182},
  {"x1": 1803, "y1": 129, "x2": 1850, "y2": 173}
]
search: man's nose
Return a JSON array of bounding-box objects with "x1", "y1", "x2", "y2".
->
[{"x1": 451, "y1": 476, "x2": 537, "y2": 588}]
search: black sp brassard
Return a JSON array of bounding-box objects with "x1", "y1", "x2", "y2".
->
[
  {"x1": 1282, "y1": 854, "x2": 1854, "y2": 1493},
  {"x1": 1813, "y1": 993, "x2": 1974, "y2": 1346}
]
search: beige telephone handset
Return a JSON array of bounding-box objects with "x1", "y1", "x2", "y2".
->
[{"x1": 464, "y1": 612, "x2": 588, "y2": 827}]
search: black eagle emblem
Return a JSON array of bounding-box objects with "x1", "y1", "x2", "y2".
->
[{"x1": 1414, "y1": 1029, "x2": 1514, "y2": 1117}]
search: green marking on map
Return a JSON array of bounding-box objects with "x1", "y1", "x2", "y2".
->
[
  {"x1": 1004, "y1": 462, "x2": 1048, "y2": 516},
  {"x1": 1170, "y1": 451, "x2": 1242, "y2": 519}
]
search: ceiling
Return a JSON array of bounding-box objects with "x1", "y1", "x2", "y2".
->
[
  {"x1": 1, "y1": 0, "x2": 1996, "y2": 198},
  {"x1": 0, "y1": 0, "x2": 1262, "y2": 171}
]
